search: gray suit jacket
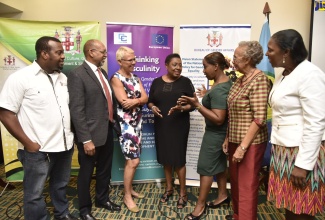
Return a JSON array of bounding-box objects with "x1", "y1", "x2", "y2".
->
[{"x1": 67, "y1": 61, "x2": 118, "y2": 146}]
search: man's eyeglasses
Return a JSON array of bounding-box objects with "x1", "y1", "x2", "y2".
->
[
  {"x1": 90, "y1": 49, "x2": 107, "y2": 55},
  {"x1": 121, "y1": 58, "x2": 136, "y2": 63}
]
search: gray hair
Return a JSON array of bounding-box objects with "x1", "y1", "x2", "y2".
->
[{"x1": 238, "y1": 41, "x2": 263, "y2": 66}]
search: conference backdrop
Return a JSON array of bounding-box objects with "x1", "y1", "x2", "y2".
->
[
  {"x1": 106, "y1": 23, "x2": 174, "y2": 183},
  {"x1": 0, "y1": 18, "x2": 100, "y2": 181}
]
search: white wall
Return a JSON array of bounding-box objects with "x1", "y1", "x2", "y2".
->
[{"x1": 1, "y1": 0, "x2": 312, "y2": 76}]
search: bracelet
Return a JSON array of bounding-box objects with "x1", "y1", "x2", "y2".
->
[
  {"x1": 196, "y1": 105, "x2": 202, "y2": 110},
  {"x1": 151, "y1": 106, "x2": 157, "y2": 110},
  {"x1": 181, "y1": 106, "x2": 184, "y2": 112}
]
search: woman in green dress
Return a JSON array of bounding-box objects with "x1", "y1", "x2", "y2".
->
[{"x1": 179, "y1": 52, "x2": 232, "y2": 219}]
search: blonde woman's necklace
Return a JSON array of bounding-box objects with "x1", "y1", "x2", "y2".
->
[{"x1": 241, "y1": 68, "x2": 256, "y2": 83}]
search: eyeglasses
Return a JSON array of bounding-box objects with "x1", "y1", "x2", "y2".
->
[
  {"x1": 121, "y1": 58, "x2": 136, "y2": 63},
  {"x1": 233, "y1": 56, "x2": 244, "y2": 63},
  {"x1": 90, "y1": 49, "x2": 107, "y2": 55}
]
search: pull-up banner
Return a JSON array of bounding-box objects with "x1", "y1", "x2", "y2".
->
[
  {"x1": 106, "y1": 23, "x2": 174, "y2": 182},
  {"x1": 0, "y1": 18, "x2": 100, "y2": 181},
  {"x1": 179, "y1": 24, "x2": 251, "y2": 183}
]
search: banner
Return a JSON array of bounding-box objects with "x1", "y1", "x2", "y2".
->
[
  {"x1": 106, "y1": 23, "x2": 174, "y2": 183},
  {"x1": 180, "y1": 24, "x2": 251, "y2": 182},
  {"x1": 0, "y1": 18, "x2": 100, "y2": 181}
]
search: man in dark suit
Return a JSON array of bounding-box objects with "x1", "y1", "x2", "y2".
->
[{"x1": 68, "y1": 39, "x2": 121, "y2": 220}]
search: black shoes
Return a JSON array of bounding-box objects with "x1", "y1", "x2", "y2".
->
[
  {"x1": 54, "y1": 213, "x2": 78, "y2": 220},
  {"x1": 95, "y1": 200, "x2": 121, "y2": 211},
  {"x1": 80, "y1": 213, "x2": 96, "y2": 220},
  {"x1": 206, "y1": 197, "x2": 231, "y2": 209},
  {"x1": 225, "y1": 214, "x2": 235, "y2": 220},
  {"x1": 184, "y1": 205, "x2": 207, "y2": 220}
]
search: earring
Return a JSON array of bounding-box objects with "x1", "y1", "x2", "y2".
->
[{"x1": 283, "y1": 57, "x2": 285, "y2": 64}]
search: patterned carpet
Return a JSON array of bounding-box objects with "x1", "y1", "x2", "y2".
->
[{"x1": 1, "y1": 164, "x2": 324, "y2": 220}]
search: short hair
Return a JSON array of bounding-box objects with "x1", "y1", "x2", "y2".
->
[
  {"x1": 204, "y1": 52, "x2": 230, "y2": 70},
  {"x1": 116, "y1": 46, "x2": 134, "y2": 61},
  {"x1": 165, "y1": 53, "x2": 181, "y2": 65},
  {"x1": 238, "y1": 41, "x2": 263, "y2": 66},
  {"x1": 35, "y1": 36, "x2": 61, "y2": 59},
  {"x1": 271, "y1": 29, "x2": 308, "y2": 65}
]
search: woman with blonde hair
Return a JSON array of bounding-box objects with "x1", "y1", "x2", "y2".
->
[{"x1": 110, "y1": 46, "x2": 148, "y2": 213}]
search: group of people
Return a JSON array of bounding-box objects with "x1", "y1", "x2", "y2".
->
[{"x1": 0, "y1": 28, "x2": 324, "y2": 220}]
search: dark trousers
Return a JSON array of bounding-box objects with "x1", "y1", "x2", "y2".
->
[
  {"x1": 17, "y1": 147, "x2": 74, "y2": 220},
  {"x1": 77, "y1": 130, "x2": 114, "y2": 215},
  {"x1": 228, "y1": 142, "x2": 266, "y2": 220}
]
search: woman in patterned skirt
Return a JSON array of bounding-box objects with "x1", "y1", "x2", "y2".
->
[
  {"x1": 266, "y1": 29, "x2": 325, "y2": 220},
  {"x1": 110, "y1": 46, "x2": 148, "y2": 213}
]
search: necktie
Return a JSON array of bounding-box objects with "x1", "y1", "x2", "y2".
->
[{"x1": 97, "y1": 68, "x2": 114, "y2": 122}]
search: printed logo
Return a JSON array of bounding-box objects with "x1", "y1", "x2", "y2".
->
[
  {"x1": 315, "y1": 1, "x2": 325, "y2": 11},
  {"x1": 1, "y1": 54, "x2": 20, "y2": 71},
  {"x1": 114, "y1": 32, "x2": 132, "y2": 44},
  {"x1": 3, "y1": 55, "x2": 16, "y2": 66},
  {"x1": 151, "y1": 34, "x2": 168, "y2": 46},
  {"x1": 206, "y1": 31, "x2": 223, "y2": 47},
  {"x1": 54, "y1": 27, "x2": 83, "y2": 54}
]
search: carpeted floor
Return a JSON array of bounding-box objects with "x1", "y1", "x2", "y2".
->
[{"x1": 0, "y1": 164, "x2": 324, "y2": 220}]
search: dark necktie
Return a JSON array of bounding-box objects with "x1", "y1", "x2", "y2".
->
[{"x1": 97, "y1": 68, "x2": 113, "y2": 122}]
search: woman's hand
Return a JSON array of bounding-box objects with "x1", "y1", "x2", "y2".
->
[
  {"x1": 178, "y1": 92, "x2": 199, "y2": 107},
  {"x1": 151, "y1": 106, "x2": 163, "y2": 118},
  {"x1": 168, "y1": 102, "x2": 183, "y2": 115},
  {"x1": 222, "y1": 138, "x2": 229, "y2": 155},
  {"x1": 121, "y1": 98, "x2": 138, "y2": 110},
  {"x1": 232, "y1": 146, "x2": 246, "y2": 163},
  {"x1": 196, "y1": 84, "x2": 207, "y2": 98},
  {"x1": 290, "y1": 166, "x2": 308, "y2": 189}
]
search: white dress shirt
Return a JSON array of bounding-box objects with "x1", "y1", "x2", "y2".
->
[{"x1": 0, "y1": 61, "x2": 74, "y2": 152}]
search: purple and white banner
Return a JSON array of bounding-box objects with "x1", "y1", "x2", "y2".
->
[{"x1": 106, "y1": 23, "x2": 174, "y2": 182}]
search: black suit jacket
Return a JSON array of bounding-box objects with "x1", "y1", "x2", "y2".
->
[{"x1": 67, "y1": 61, "x2": 118, "y2": 146}]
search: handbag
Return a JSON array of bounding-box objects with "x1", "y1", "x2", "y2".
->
[{"x1": 111, "y1": 120, "x2": 122, "y2": 136}]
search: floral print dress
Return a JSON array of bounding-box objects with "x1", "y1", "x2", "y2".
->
[{"x1": 112, "y1": 72, "x2": 143, "y2": 160}]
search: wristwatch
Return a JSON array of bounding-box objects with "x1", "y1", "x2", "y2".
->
[{"x1": 240, "y1": 145, "x2": 247, "y2": 151}]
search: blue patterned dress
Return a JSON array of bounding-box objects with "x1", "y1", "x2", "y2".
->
[{"x1": 112, "y1": 72, "x2": 143, "y2": 160}]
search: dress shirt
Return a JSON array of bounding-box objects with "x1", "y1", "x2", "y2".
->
[{"x1": 0, "y1": 61, "x2": 74, "y2": 152}]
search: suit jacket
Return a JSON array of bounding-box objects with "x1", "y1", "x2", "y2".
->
[
  {"x1": 269, "y1": 60, "x2": 325, "y2": 170},
  {"x1": 67, "y1": 61, "x2": 118, "y2": 147}
]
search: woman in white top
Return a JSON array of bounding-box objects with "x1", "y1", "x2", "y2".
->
[{"x1": 266, "y1": 29, "x2": 325, "y2": 220}]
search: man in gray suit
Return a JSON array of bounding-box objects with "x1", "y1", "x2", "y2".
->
[{"x1": 68, "y1": 39, "x2": 121, "y2": 220}]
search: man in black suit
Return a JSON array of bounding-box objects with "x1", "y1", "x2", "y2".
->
[{"x1": 68, "y1": 39, "x2": 121, "y2": 220}]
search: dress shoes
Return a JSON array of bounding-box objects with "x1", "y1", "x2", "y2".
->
[
  {"x1": 54, "y1": 213, "x2": 78, "y2": 220},
  {"x1": 95, "y1": 200, "x2": 121, "y2": 211},
  {"x1": 80, "y1": 213, "x2": 96, "y2": 220},
  {"x1": 225, "y1": 214, "x2": 235, "y2": 220}
]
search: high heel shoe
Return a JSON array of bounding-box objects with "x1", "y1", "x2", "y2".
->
[
  {"x1": 177, "y1": 194, "x2": 188, "y2": 209},
  {"x1": 123, "y1": 202, "x2": 140, "y2": 213},
  {"x1": 225, "y1": 214, "x2": 235, "y2": 220},
  {"x1": 160, "y1": 189, "x2": 173, "y2": 203},
  {"x1": 206, "y1": 197, "x2": 230, "y2": 209},
  {"x1": 131, "y1": 192, "x2": 145, "y2": 199},
  {"x1": 184, "y1": 205, "x2": 207, "y2": 220}
]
